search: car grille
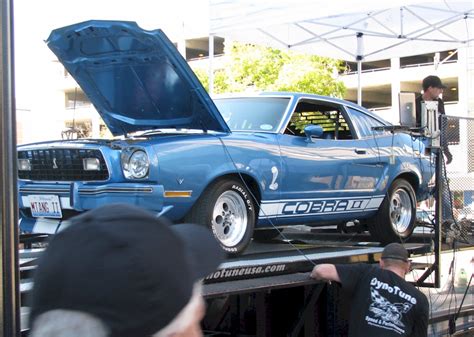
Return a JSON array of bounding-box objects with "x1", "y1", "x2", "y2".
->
[{"x1": 18, "y1": 149, "x2": 109, "y2": 181}]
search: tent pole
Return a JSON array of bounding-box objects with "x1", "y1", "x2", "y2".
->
[
  {"x1": 177, "y1": 21, "x2": 186, "y2": 59},
  {"x1": 357, "y1": 60, "x2": 362, "y2": 105},
  {"x1": 1, "y1": 0, "x2": 21, "y2": 335},
  {"x1": 208, "y1": 34, "x2": 214, "y2": 95},
  {"x1": 356, "y1": 32, "x2": 364, "y2": 106}
]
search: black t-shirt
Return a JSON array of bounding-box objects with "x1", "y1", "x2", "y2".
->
[{"x1": 335, "y1": 264, "x2": 429, "y2": 337}]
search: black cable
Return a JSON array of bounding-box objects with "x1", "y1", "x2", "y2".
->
[
  {"x1": 414, "y1": 135, "x2": 435, "y2": 250},
  {"x1": 418, "y1": 117, "x2": 461, "y2": 333},
  {"x1": 411, "y1": 268, "x2": 438, "y2": 336},
  {"x1": 216, "y1": 135, "x2": 319, "y2": 267},
  {"x1": 449, "y1": 273, "x2": 473, "y2": 335},
  {"x1": 439, "y1": 134, "x2": 459, "y2": 331}
]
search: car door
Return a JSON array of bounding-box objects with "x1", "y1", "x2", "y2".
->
[
  {"x1": 344, "y1": 105, "x2": 397, "y2": 188},
  {"x1": 274, "y1": 98, "x2": 384, "y2": 223}
]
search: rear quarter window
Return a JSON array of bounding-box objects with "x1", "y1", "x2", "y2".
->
[{"x1": 346, "y1": 107, "x2": 389, "y2": 138}]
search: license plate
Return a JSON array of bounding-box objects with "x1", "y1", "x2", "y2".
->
[{"x1": 29, "y1": 195, "x2": 63, "y2": 218}]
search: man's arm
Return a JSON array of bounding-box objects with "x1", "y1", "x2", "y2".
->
[{"x1": 310, "y1": 264, "x2": 341, "y2": 283}]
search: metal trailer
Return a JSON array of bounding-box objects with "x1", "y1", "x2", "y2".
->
[
  {"x1": 2, "y1": 1, "x2": 472, "y2": 336},
  {"x1": 12, "y1": 117, "x2": 474, "y2": 336},
  {"x1": 18, "y1": 230, "x2": 473, "y2": 337}
]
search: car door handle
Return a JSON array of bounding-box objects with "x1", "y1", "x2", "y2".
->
[{"x1": 354, "y1": 149, "x2": 367, "y2": 155}]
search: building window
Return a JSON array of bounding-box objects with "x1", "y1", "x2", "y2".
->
[
  {"x1": 65, "y1": 90, "x2": 91, "y2": 109},
  {"x1": 63, "y1": 119, "x2": 92, "y2": 139}
]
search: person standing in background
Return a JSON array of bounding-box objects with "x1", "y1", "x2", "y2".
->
[{"x1": 415, "y1": 75, "x2": 452, "y2": 164}]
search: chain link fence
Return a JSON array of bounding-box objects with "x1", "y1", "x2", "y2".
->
[{"x1": 439, "y1": 115, "x2": 474, "y2": 243}]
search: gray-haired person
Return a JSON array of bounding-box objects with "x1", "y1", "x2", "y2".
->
[
  {"x1": 311, "y1": 243, "x2": 429, "y2": 337},
  {"x1": 29, "y1": 203, "x2": 224, "y2": 337}
]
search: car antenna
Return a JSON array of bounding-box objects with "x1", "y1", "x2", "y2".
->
[{"x1": 72, "y1": 87, "x2": 77, "y2": 131}]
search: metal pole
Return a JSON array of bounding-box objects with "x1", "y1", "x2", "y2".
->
[
  {"x1": 208, "y1": 34, "x2": 214, "y2": 95},
  {"x1": 0, "y1": 0, "x2": 20, "y2": 335},
  {"x1": 356, "y1": 32, "x2": 364, "y2": 106},
  {"x1": 434, "y1": 149, "x2": 442, "y2": 288},
  {"x1": 357, "y1": 61, "x2": 362, "y2": 105}
]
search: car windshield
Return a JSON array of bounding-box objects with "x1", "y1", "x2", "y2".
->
[{"x1": 214, "y1": 97, "x2": 290, "y2": 132}]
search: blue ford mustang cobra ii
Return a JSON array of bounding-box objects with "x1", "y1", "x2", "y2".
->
[{"x1": 17, "y1": 20, "x2": 434, "y2": 254}]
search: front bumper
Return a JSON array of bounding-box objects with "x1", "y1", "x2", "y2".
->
[{"x1": 18, "y1": 181, "x2": 165, "y2": 233}]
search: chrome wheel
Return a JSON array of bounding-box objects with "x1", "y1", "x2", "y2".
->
[
  {"x1": 368, "y1": 179, "x2": 416, "y2": 244},
  {"x1": 390, "y1": 188, "x2": 412, "y2": 233},
  {"x1": 212, "y1": 190, "x2": 248, "y2": 247}
]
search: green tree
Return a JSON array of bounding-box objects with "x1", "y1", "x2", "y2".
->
[
  {"x1": 226, "y1": 42, "x2": 289, "y2": 91},
  {"x1": 191, "y1": 41, "x2": 346, "y2": 98}
]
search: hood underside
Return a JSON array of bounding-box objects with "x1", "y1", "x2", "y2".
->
[{"x1": 46, "y1": 20, "x2": 230, "y2": 136}]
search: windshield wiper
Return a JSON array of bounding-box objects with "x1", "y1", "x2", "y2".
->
[{"x1": 140, "y1": 129, "x2": 163, "y2": 136}]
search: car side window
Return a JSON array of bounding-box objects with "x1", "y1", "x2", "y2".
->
[
  {"x1": 345, "y1": 107, "x2": 389, "y2": 138},
  {"x1": 285, "y1": 99, "x2": 353, "y2": 140}
]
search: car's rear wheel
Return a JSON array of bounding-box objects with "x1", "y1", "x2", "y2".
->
[
  {"x1": 186, "y1": 178, "x2": 256, "y2": 255},
  {"x1": 368, "y1": 179, "x2": 416, "y2": 244}
]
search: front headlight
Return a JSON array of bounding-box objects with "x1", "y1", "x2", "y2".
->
[
  {"x1": 18, "y1": 158, "x2": 32, "y2": 171},
  {"x1": 83, "y1": 158, "x2": 101, "y2": 171},
  {"x1": 122, "y1": 149, "x2": 149, "y2": 179}
]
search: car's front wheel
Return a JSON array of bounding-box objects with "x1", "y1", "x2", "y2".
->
[
  {"x1": 186, "y1": 178, "x2": 256, "y2": 255},
  {"x1": 368, "y1": 179, "x2": 416, "y2": 244}
]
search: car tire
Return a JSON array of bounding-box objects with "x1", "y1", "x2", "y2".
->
[
  {"x1": 186, "y1": 178, "x2": 256, "y2": 255},
  {"x1": 368, "y1": 179, "x2": 416, "y2": 244},
  {"x1": 253, "y1": 228, "x2": 281, "y2": 242}
]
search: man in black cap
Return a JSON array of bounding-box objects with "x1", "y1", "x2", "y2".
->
[
  {"x1": 415, "y1": 75, "x2": 452, "y2": 164},
  {"x1": 415, "y1": 75, "x2": 454, "y2": 226},
  {"x1": 310, "y1": 243, "x2": 428, "y2": 337},
  {"x1": 28, "y1": 203, "x2": 225, "y2": 337}
]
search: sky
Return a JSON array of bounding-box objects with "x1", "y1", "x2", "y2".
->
[
  {"x1": 13, "y1": 0, "x2": 210, "y2": 105},
  {"x1": 14, "y1": 0, "x2": 210, "y2": 40}
]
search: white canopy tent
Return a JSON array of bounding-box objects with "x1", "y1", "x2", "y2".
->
[{"x1": 208, "y1": 0, "x2": 473, "y2": 107}]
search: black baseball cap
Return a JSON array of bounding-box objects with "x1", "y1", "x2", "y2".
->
[
  {"x1": 29, "y1": 203, "x2": 225, "y2": 337},
  {"x1": 381, "y1": 243, "x2": 409, "y2": 262},
  {"x1": 422, "y1": 75, "x2": 447, "y2": 90}
]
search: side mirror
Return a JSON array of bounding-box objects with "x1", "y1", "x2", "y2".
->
[{"x1": 304, "y1": 124, "x2": 324, "y2": 141}]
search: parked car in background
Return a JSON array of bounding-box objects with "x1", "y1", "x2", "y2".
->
[{"x1": 17, "y1": 20, "x2": 435, "y2": 254}]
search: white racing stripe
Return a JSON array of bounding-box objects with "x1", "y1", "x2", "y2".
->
[
  {"x1": 366, "y1": 196, "x2": 385, "y2": 208},
  {"x1": 259, "y1": 195, "x2": 385, "y2": 218}
]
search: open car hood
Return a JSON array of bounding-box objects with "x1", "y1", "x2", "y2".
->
[{"x1": 46, "y1": 20, "x2": 230, "y2": 135}]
